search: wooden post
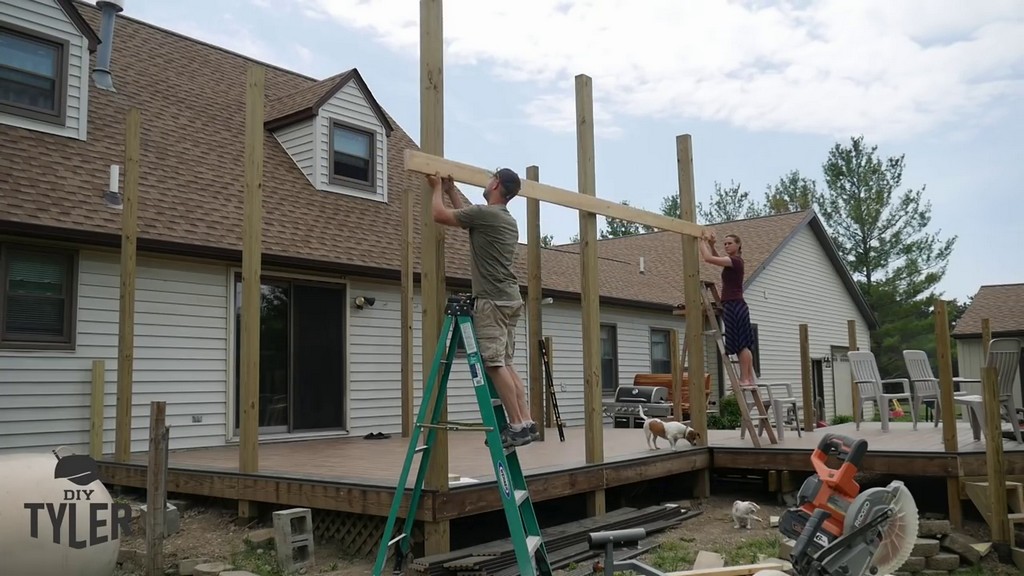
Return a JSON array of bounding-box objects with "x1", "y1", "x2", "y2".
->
[
  {"x1": 982, "y1": 318, "x2": 992, "y2": 358},
  {"x1": 114, "y1": 107, "x2": 140, "y2": 464},
  {"x1": 90, "y1": 360, "x2": 105, "y2": 459},
  {"x1": 677, "y1": 134, "x2": 708, "y2": 498},
  {"x1": 400, "y1": 151, "x2": 415, "y2": 438},
  {"x1": 545, "y1": 336, "x2": 555, "y2": 427},
  {"x1": 238, "y1": 63, "x2": 264, "y2": 518},
  {"x1": 847, "y1": 320, "x2": 859, "y2": 420},
  {"x1": 145, "y1": 401, "x2": 168, "y2": 576},
  {"x1": 800, "y1": 324, "x2": 813, "y2": 431},
  {"x1": 526, "y1": 165, "x2": 544, "y2": 440},
  {"x1": 934, "y1": 299, "x2": 962, "y2": 527},
  {"x1": 576, "y1": 73, "x2": 604, "y2": 517},
  {"x1": 983, "y1": 364, "x2": 1008, "y2": 544},
  {"x1": 671, "y1": 329, "x2": 682, "y2": 419},
  {"x1": 420, "y1": 0, "x2": 449, "y2": 554}
]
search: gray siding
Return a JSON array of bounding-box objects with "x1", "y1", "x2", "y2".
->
[
  {"x1": 746, "y1": 226, "x2": 872, "y2": 422},
  {"x1": 0, "y1": 0, "x2": 88, "y2": 140},
  {"x1": 271, "y1": 119, "x2": 316, "y2": 185}
]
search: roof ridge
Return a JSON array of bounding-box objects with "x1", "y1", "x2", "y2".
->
[{"x1": 980, "y1": 282, "x2": 1024, "y2": 288}]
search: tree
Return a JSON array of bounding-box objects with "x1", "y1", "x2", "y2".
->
[
  {"x1": 696, "y1": 181, "x2": 764, "y2": 224},
  {"x1": 541, "y1": 234, "x2": 554, "y2": 247},
  {"x1": 601, "y1": 200, "x2": 654, "y2": 238},
  {"x1": 817, "y1": 135, "x2": 958, "y2": 377},
  {"x1": 763, "y1": 170, "x2": 817, "y2": 214}
]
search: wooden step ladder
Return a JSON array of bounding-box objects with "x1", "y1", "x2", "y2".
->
[{"x1": 681, "y1": 281, "x2": 777, "y2": 448}]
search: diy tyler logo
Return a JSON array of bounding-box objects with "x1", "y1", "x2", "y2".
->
[{"x1": 23, "y1": 451, "x2": 133, "y2": 549}]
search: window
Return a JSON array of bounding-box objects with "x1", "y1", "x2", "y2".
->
[
  {"x1": 601, "y1": 324, "x2": 618, "y2": 394},
  {"x1": 0, "y1": 25, "x2": 68, "y2": 123},
  {"x1": 650, "y1": 328, "x2": 672, "y2": 374},
  {"x1": 329, "y1": 120, "x2": 375, "y2": 189},
  {"x1": 0, "y1": 245, "x2": 77, "y2": 349}
]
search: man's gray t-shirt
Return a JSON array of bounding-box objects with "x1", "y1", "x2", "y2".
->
[{"x1": 453, "y1": 204, "x2": 522, "y2": 302}]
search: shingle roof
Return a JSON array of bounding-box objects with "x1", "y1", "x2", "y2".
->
[
  {"x1": 264, "y1": 69, "x2": 394, "y2": 135},
  {"x1": 952, "y1": 284, "x2": 1024, "y2": 338},
  {"x1": 0, "y1": 2, "x2": 870, "y2": 319}
]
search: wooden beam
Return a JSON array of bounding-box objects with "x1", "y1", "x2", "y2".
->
[
  {"x1": 847, "y1": 319, "x2": 859, "y2": 420},
  {"x1": 982, "y1": 317, "x2": 992, "y2": 358},
  {"x1": 400, "y1": 139, "x2": 415, "y2": 439},
  {"x1": 666, "y1": 563, "x2": 785, "y2": 576},
  {"x1": 800, "y1": 324, "x2": 814, "y2": 430},
  {"x1": 90, "y1": 359, "x2": 105, "y2": 460},
  {"x1": 238, "y1": 63, "x2": 264, "y2": 518},
  {"x1": 576, "y1": 73, "x2": 604, "y2": 517},
  {"x1": 671, "y1": 328, "x2": 682, "y2": 420},
  {"x1": 983, "y1": 364, "x2": 1008, "y2": 544},
  {"x1": 934, "y1": 299, "x2": 961, "y2": 527},
  {"x1": 114, "y1": 106, "x2": 140, "y2": 464},
  {"x1": 405, "y1": 149, "x2": 707, "y2": 239},
  {"x1": 145, "y1": 401, "x2": 168, "y2": 576},
  {"x1": 677, "y1": 134, "x2": 708, "y2": 499},
  {"x1": 419, "y1": 0, "x2": 449, "y2": 555},
  {"x1": 526, "y1": 165, "x2": 544, "y2": 441}
]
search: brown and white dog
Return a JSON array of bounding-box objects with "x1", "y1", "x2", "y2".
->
[{"x1": 638, "y1": 405, "x2": 701, "y2": 450}]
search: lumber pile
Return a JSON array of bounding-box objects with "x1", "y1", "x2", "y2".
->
[{"x1": 409, "y1": 504, "x2": 701, "y2": 576}]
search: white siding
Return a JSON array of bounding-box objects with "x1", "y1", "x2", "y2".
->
[
  {"x1": 315, "y1": 81, "x2": 387, "y2": 202},
  {"x1": 745, "y1": 226, "x2": 872, "y2": 422},
  {"x1": 271, "y1": 119, "x2": 316, "y2": 185},
  {"x1": 0, "y1": 251, "x2": 229, "y2": 454},
  {"x1": 956, "y1": 337, "x2": 1024, "y2": 408},
  {"x1": 0, "y1": 0, "x2": 88, "y2": 140}
]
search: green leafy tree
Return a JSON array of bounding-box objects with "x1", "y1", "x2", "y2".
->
[
  {"x1": 696, "y1": 181, "x2": 764, "y2": 224},
  {"x1": 541, "y1": 234, "x2": 554, "y2": 247},
  {"x1": 601, "y1": 200, "x2": 654, "y2": 238},
  {"x1": 817, "y1": 135, "x2": 957, "y2": 377},
  {"x1": 763, "y1": 170, "x2": 817, "y2": 214}
]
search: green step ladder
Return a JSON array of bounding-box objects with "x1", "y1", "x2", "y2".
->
[{"x1": 372, "y1": 293, "x2": 553, "y2": 576}]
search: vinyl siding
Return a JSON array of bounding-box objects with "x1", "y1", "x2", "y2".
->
[
  {"x1": 745, "y1": 226, "x2": 871, "y2": 422},
  {"x1": 316, "y1": 81, "x2": 387, "y2": 202},
  {"x1": 0, "y1": 0, "x2": 88, "y2": 140},
  {"x1": 271, "y1": 119, "x2": 316, "y2": 185},
  {"x1": 0, "y1": 250, "x2": 229, "y2": 454},
  {"x1": 956, "y1": 337, "x2": 1024, "y2": 408}
]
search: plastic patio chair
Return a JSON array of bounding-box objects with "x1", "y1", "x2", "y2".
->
[
  {"x1": 849, "y1": 350, "x2": 918, "y2": 432},
  {"x1": 902, "y1": 349, "x2": 974, "y2": 427},
  {"x1": 952, "y1": 338, "x2": 1023, "y2": 443}
]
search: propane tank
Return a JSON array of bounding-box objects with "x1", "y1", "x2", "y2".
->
[{"x1": 0, "y1": 448, "x2": 124, "y2": 576}]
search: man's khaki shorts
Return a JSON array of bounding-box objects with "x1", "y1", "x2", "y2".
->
[{"x1": 473, "y1": 298, "x2": 523, "y2": 368}]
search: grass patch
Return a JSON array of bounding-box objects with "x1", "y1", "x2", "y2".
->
[
  {"x1": 230, "y1": 539, "x2": 285, "y2": 576},
  {"x1": 716, "y1": 535, "x2": 781, "y2": 566},
  {"x1": 648, "y1": 538, "x2": 697, "y2": 572}
]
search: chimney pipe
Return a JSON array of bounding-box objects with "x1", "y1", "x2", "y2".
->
[
  {"x1": 639, "y1": 257, "x2": 646, "y2": 274},
  {"x1": 92, "y1": 0, "x2": 125, "y2": 92}
]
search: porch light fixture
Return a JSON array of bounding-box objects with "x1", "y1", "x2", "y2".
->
[
  {"x1": 354, "y1": 296, "x2": 376, "y2": 310},
  {"x1": 541, "y1": 297, "x2": 553, "y2": 305},
  {"x1": 103, "y1": 164, "x2": 123, "y2": 209},
  {"x1": 822, "y1": 355, "x2": 832, "y2": 369}
]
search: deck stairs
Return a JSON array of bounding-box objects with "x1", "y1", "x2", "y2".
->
[{"x1": 965, "y1": 480, "x2": 1024, "y2": 570}]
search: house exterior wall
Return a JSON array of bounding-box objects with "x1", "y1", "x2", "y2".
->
[
  {"x1": 271, "y1": 119, "x2": 316, "y2": 186},
  {"x1": 315, "y1": 81, "x2": 388, "y2": 202},
  {"x1": 745, "y1": 226, "x2": 872, "y2": 422},
  {"x1": 0, "y1": 0, "x2": 88, "y2": 140},
  {"x1": 956, "y1": 337, "x2": 1024, "y2": 408}
]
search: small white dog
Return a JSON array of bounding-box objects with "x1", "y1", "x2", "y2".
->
[
  {"x1": 638, "y1": 406, "x2": 701, "y2": 450},
  {"x1": 732, "y1": 500, "x2": 764, "y2": 529}
]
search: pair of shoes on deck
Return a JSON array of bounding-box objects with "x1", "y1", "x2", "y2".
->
[{"x1": 485, "y1": 422, "x2": 540, "y2": 449}]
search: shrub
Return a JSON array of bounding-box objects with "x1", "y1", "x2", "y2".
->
[
  {"x1": 708, "y1": 393, "x2": 742, "y2": 429},
  {"x1": 829, "y1": 414, "x2": 854, "y2": 425}
]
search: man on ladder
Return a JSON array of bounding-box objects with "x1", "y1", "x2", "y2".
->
[{"x1": 370, "y1": 170, "x2": 552, "y2": 576}]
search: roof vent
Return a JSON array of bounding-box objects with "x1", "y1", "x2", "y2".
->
[
  {"x1": 92, "y1": 0, "x2": 125, "y2": 92},
  {"x1": 639, "y1": 257, "x2": 646, "y2": 274}
]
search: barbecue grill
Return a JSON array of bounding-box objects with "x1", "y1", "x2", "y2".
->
[{"x1": 602, "y1": 385, "x2": 672, "y2": 428}]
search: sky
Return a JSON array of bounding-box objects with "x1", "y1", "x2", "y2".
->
[{"x1": 99, "y1": 0, "x2": 1022, "y2": 302}]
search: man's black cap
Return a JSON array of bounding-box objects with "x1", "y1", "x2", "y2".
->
[{"x1": 495, "y1": 168, "x2": 521, "y2": 199}]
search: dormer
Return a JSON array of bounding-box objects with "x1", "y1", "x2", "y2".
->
[
  {"x1": 0, "y1": 0, "x2": 99, "y2": 140},
  {"x1": 266, "y1": 69, "x2": 394, "y2": 203}
]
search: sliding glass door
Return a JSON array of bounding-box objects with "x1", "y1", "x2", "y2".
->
[{"x1": 233, "y1": 275, "x2": 346, "y2": 435}]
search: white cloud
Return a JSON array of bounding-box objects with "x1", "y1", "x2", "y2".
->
[{"x1": 295, "y1": 0, "x2": 1024, "y2": 141}]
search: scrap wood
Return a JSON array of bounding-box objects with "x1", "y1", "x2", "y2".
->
[{"x1": 665, "y1": 562, "x2": 785, "y2": 576}]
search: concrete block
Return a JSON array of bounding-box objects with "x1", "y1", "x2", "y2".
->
[
  {"x1": 918, "y1": 519, "x2": 951, "y2": 537},
  {"x1": 924, "y1": 552, "x2": 960, "y2": 570},
  {"x1": 192, "y1": 562, "x2": 235, "y2": 576},
  {"x1": 911, "y1": 538, "x2": 940, "y2": 558},
  {"x1": 272, "y1": 507, "x2": 313, "y2": 543},
  {"x1": 779, "y1": 538, "x2": 796, "y2": 559},
  {"x1": 178, "y1": 558, "x2": 213, "y2": 575},
  {"x1": 693, "y1": 551, "x2": 724, "y2": 569},
  {"x1": 140, "y1": 502, "x2": 181, "y2": 536},
  {"x1": 898, "y1": 556, "x2": 925, "y2": 572},
  {"x1": 940, "y1": 533, "x2": 981, "y2": 565},
  {"x1": 245, "y1": 528, "x2": 275, "y2": 548}
]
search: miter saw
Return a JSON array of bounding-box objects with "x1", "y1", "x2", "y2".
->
[{"x1": 764, "y1": 433, "x2": 919, "y2": 576}]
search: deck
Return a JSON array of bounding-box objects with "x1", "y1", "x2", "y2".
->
[{"x1": 96, "y1": 420, "x2": 1024, "y2": 523}]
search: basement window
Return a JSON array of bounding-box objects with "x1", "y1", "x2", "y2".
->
[
  {"x1": 329, "y1": 120, "x2": 375, "y2": 190},
  {"x1": 0, "y1": 24, "x2": 68, "y2": 124}
]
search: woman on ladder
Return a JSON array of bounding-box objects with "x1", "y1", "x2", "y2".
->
[{"x1": 699, "y1": 230, "x2": 756, "y2": 386}]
